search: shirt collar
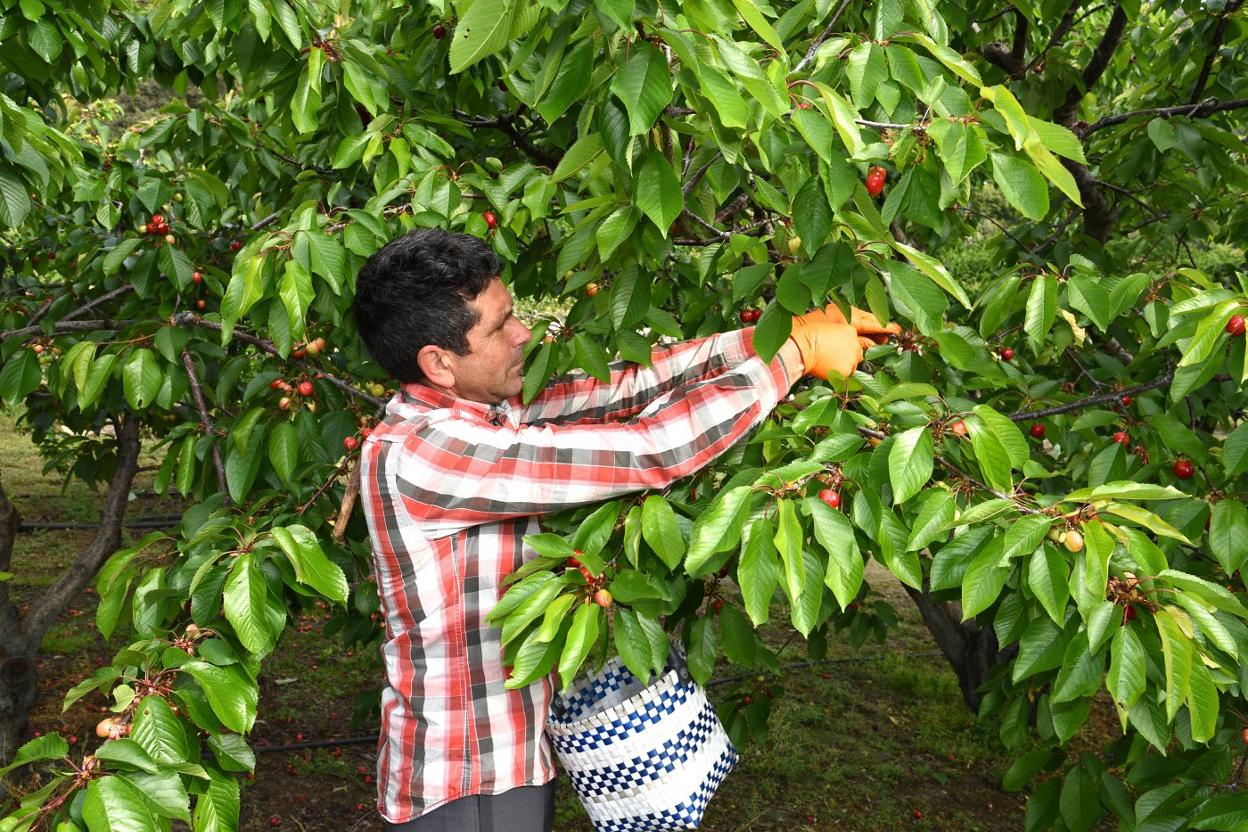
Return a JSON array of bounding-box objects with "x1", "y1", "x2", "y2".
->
[{"x1": 396, "y1": 381, "x2": 514, "y2": 426}]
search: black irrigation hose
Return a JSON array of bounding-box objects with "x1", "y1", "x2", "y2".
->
[
  {"x1": 254, "y1": 650, "x2": 949, "y2": 754},
  {"x1": 18, "y1": 516, "x2": 183, "y2": 531}
]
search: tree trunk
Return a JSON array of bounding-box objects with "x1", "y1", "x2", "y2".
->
[
  {"x1": 0, "y1": 471, "x2": 37, "y2": 767},
  {"x1": 0, "y1": 413, "x2": 142, "y2": 765},
  {"x1": 903, "y1": 583, "x2": 1016, "y2": 711}
]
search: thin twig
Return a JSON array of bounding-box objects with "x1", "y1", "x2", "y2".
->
[
  {"x1": 794, "y1": 0, "x2": 854, "y2": 74},
  {"x1": 181, "y1": 347, "x2": 230, "y2": 504},
  {"x1": 61, "y1": 285, "x2": 136, "y2": 322},
  {"x1": 1083, "y1": 97, "x2": 1248, "y2": 135},
  {"x1": 1, "y1": 318, "x2": 144, "y2": 341}
]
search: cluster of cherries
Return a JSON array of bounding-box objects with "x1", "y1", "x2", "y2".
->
[
  {"x1": 738, "y1": 308, "x2": 761, "y2": 323},
  {"x1": 270, "y1": 377, "x2": 316, "y2": 410},
  {"x1": 567, "y1": 552, "x2": 613, "y2": 607},
  {"x1": 138, "y1": 213, "x2": 175, "y2": 244}
]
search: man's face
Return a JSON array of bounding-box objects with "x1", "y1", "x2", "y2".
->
[{"x1": 441, "y1": 278, "x2": 532, "y2": 404}]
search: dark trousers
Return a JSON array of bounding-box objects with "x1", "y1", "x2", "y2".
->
[{"x1": 383, "y1": 781, "x2": 556, "y2": 832}]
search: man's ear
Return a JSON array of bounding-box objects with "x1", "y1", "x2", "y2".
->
[{"x1": 417, "y1": 345, "x2": 456, "y2": 389}]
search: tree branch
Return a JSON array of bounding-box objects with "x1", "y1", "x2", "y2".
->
[
  {"x1": 1082, "y1": 97, "x2": 1248, "y2": 135},
  {"x1": 984, "y1": 10, "x2": 1029, "y2": 76},
  {"x1": 452, "y1": 110, "x2": 558, "y2": 168},
  {"x1": 1008, "y1": 372, "x2": 1175, "y2": 420},
  {"x1": 181, "y1": 347, "x2": 229, "y2": 503},
  {"x1": 21, "y1": 412, "x2": 141, "y2": 645},
  {"x1": 170, "y1": 313, "x2": 386, "y2": 408},
  {"x1": 794, "y1": 0, "x2": 854, "y2": 73},
  {"x1": 0, "y1": 319, "x2": 143, "y2": 341},
  {"x1": 1027, "y1": 0, "x2": 1084, "y2": 71},
  {"x1": 1189, "y1": 1, "x2": 1243, "y2": 104},
  {"x1": 1053, "y1": 4, "x2": 1128, "y2": 126}
]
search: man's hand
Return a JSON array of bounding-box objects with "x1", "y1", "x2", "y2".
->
[
  {"x1": 788, "y1": 320, "x2": 873, "y2": 381},
  {"x1": 797, "y1": 303, "x2": 901, "y2": 344}
]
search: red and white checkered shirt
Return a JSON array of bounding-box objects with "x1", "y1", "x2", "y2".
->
[{"x1": 358, "y1": 327, "x2": 793, "y2": 823}]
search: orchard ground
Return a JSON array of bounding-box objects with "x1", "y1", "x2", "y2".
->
[{"x1": 4, "y1": 406, "x2": 1122, "y2": 830}]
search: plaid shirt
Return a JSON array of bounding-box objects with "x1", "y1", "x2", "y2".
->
[{"x1": 358, "y1": 327, "x2": 793, "y2": 823}]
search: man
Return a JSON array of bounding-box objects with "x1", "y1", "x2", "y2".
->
[{"x1": 352, "y1": 228, "x2": 896, "y2": 831}]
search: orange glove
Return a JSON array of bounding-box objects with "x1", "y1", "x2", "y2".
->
[
  {"x1": 797, "y1": 303, "x2": 901, "y2": 345},
  {"x1": 788, "y1": 320, "x2": 872, "y2": 380}
]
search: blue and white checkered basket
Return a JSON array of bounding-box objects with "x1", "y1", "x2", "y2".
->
[{"x1": 547, "y1": 641, "x2": 738, "y2": 832}]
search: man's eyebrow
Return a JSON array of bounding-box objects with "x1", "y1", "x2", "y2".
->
[{"x1": 493, "y1": 306, "x2": 514, "y2": 331}]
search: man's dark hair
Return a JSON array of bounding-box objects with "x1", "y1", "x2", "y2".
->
[{"x1": 353, "y1": 229, "x2": 501, "y2": 383}]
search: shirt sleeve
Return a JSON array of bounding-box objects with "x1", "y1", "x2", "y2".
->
[
  {"x1": 395, "y1": 345, "x2": 795, "y2": 539},
  {"x1": 508, "y1": 328, "x2": 758, "y2": 427}
]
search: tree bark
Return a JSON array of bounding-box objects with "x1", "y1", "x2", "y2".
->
[
  {"x1": 903, "y1": 583, "x2": 1016, "y2": 711},
  {"x1": 0, "y1": 472, "x2": 37, "y2": 767},
  {"x1": 0, "y1": 413, "x2": 142, "y2": 765}
]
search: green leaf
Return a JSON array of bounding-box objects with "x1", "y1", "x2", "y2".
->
[
  {"x1": 192, "y1": 768, "x2": 240, "y2": 832},
  {"x1": 1106, "y1": 626, "x2": 1145, "y2": 724},
  {"x1": 1024, "y1": 275, "x2": 1057, "y2": 356},
  {"x1": 1062, "y1": 481, "x2": 1186, "y2": 503},
  {"x1": 572, "y1": 500, "x2": 619, "y2": 560},
  {"x1": 558, "y1": 602, "x2": 600, "y2": 691},
  {"x1": 122, "y1": 349, "x2": 162, "y2": 410},
  {"x1": 1154, "y1": 606, "x2": 1193, "y2": 721},
  {"x1": 773, "y1": 498, "x2": 806, "y2": 602},
  {"x1": 269, "y1": 525, "x2": 349, "y2": 604},
  {"x1": 0, "y1": 171, "x2": 32, "y2": 228},
  {"x1": 181, "y1": 661, "x2": 259, "y2": 733},
  {"x1": 846, "y1": 42, "x2": 886, "y2": 109},
  {"x1": 610, "y1": 42, "x2": 672, "y2": 135},
  {"x1": 93, "y1": 739, "x2": 159, "y2": 774},
  {"x1": 791, "y1": 109, "x2": 835, "y2": 165},
  {"x1": 1209, "y1": 498, "x2": 1248, "y2": 576},
  {"x1": 806, "y1": 498, "x2": 863, "y2": 610},
  {"x1": 635, "y1": 153, "x2": 682, "y2": 235},
  {"x1": 83, "y1": 775, "x2": 161, "y2": 832},
  {"x1": 1223, "y1": 422, "x2": 1248, "y2": 477},
  {"x1": 1186, "y1": 660, "x2": 1218, "y2": 743},
  {"x1": 991, "y1": 152, "x2": 1048, "y2": 221},
  {"x1": 641, "y1": 495, "x2": 685, "y2": 570},
  {"x1": 1002, "y1": 515, "x2": 1053, "y2": 560},
  {"x1": 1028, "y1": 545, "x2": 1071, "y2": 624},
  {"x1": 961, "y1": 544, "x2": 1010, "y2": 619},
  {"x1": 1051, "y1": 631, "x2": 1104, "y2": 703},
  {"x1": 1059, "y1": 766, "x2": 1100, "y2": 832},
  {"x1": 449, "y1": 0, "x2": 514, "y2": 73},
  {"x1": 888, "y1": 426, "x2": 934, "y2": 504},
  {"x1": 223, "y1": 553, "x2": 273, "y2": 656},
  {"x1": 687, "y1": 615, "x2": 717, "y2": 684},
  {"x1": 613, "y1": 607, "x2": 656, "y2": 684},
  {"x1": 130, "y1": 697, "x2": 192, "y2": 764},
  {"x1": 751, "y1": 301, "x2": 792, "y2": 363},
  {"x1": 738, "y1": 518, "x2": 780, "y2": 625},
  {"x1": 551, "y1": 133, "x2": 603, "y2": 181},
  {"x1": 0, "y1": 734, "x2": 67, "y2": 776},
  {"x1": 266, "y1": 421, "x2": 298, "y2": 484},
  {"x1": 1191, "y1": 796, "x2": 1248, "y2": 830},
  {"x1": 0, "y1": 348, "x2": 42, "y2": 406},
  {"x1": 904, "y1": 489, "x2": 955, "y2": 552},
  {"x1": 685, "y1": 486, "x2": 751, "y2": 576},
  {"x1": 729, "y1": 0, "x2": 784, "y2": 53},
  {"x1": 1178, "y1": 299, "x2": 1238, "y2": 368},
  {"x1": 793, "y1": 176, "x2": 833, "y2": 257}
]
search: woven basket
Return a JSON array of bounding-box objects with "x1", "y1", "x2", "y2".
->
[{"x1": 547, "y1": 643, "x2": 738, "y2": 832}]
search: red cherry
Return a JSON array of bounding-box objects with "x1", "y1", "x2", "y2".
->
[
  {"x1": 298, "y1": 381, "x2": 314, "y2": 397},
  {"x1": 1112, "y1": 431, "x2": 1129, "y2": 445},
  {"x1": 711, "y1": 598, "x2": 724, "y2": 613},
  {"x1": 269, "y1": 817, "x2": 282, "y2": 827},
  {"x1": 269, "y1": 379, "x2": 286, "y2": 390},
  {"x1": 1173, "y1": 459, "x2": 1195, "y2": 479},
  {"x1": 742, "y1": 695, "x2": 752, "y2": 705},
  {"x1": 913, "y1": 810, "x2": 923, "y2": 819},
  {"x1": 192, "y1": 271, "x2": 202, "y2": 283},
  {"x1": 483, "y1": 211, "x2": 497, "y2": 229},
  {"x1": 1000, "y1": 346, "x2": 1015, "y2": 361},
  {"x1": 1123, "y1": 605, "x2": 1137, "y2": 622},
  {"x1": 796, "y1": 102, "x2": 811, "y2": 110},
  {"x1": 818, "y1": 489, "x2": 841, "y2": 509},
  {"x1": 1029, "y1": 423, "x2": 1045, "y2": 439},
  {"x1": 432, "y1": 24, "x2": 446, "y2": 38},
  {"x1": 1227, "y1": 315, "x2": 1246, "y2": 337},
  {"x1": 292, "y1": 348, "x2": 306, "y2": 359},
  {"x1": 229, "y1": 240, "x2": 242, "y2": 251},
  {"x1": 1119, "y1": 394, "x2": 1132, "y2": 407},
  {"x1": 195, "y1": 299, "x2": 206, "y2": 310},
  {"x1": 949, "y1": 420, "x2": 968, "y2": 437},
  {"x1": 865, "y1": 166, "x2": 887, "y2": 197},
  {"x1": 150, "y1": 213, "x2": 164, "y2": 226},
  {"x1": 360, "y1": 427, "x2": 372, "y2": 438},
  {"x1": 344, "y1": 436, "x2": 359, "y2": 451}
]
